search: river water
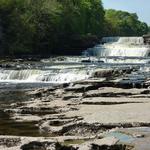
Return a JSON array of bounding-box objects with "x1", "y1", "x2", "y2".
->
[
  {"x1": 0, "y1": 36, "x2": 150, "y2": 136},
  {"x1": 0, "y1": 37, "x2": 150, "y2": 85}
]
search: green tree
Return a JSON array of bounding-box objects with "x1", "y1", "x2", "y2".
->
[
  {"x1": 104, "y1": 9, "x2": 149, "y2": 36},
  {"x1": 0, "y1": 0, "x2": 105, "y2": 55},
  {"x1": 0, "y1": 1, "x2": 148, "y2": 56}
]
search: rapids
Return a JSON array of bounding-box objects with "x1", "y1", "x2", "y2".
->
[
  {"x1": 0, "y1": 67, "x2": 92, "y2": 84},
  {"x1": 85, "y1": 37, "x2": 150, "y2": 57},
  {"x1": 0, "y1": 37, "x2": 150, "y2": 85}
]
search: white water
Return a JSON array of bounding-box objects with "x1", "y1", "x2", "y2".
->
[
  {"x1": 100, "y1": 58, "x2": 149, "y2": 64},
  {"x1": 0, "y1": 37, "x2": 150, "y2": 84},
  {"x1": 0, "y1": 68, "x2": 91, "y2": 84},
  {"x1": 85, "y1": 37, "x2": 150, "y2": 57}
]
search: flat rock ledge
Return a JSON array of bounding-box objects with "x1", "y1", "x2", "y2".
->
[
  {"x1": 2, "y1": 66, "x2": 150, "y2": 149},
  {"x1": 0, "y1": 136, "x2": 131, "y2": 150}
]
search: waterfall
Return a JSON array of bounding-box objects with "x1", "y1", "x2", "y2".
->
[
  {"x1": 85, "y1": 37, "x2": 150, "y2": 57},
  {"x1": 102, "y1": 37, "x2": 144, "y2": 45},
  {"x1": 0, "y1": 68, "x2": 91, "y2": 84},
  {"x1": 117, "y1": 37, "x2": 144, "y2": 45}
]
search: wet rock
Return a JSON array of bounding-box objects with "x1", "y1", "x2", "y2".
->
[
  {"x1": 93, "y1": 69, "x2": 114, "y2": 78},
  {"x1": 27, "y1": 88, "x2": 56, "y2": 98},
  {"x1": 61, "y1": 122, "x2": 106, "y2": 136},
  {"x1": 115, "y1": 127, "x2": 150, "y2": 149},
  {"x1": 0, "y1": 137, "x2": 21, "y2": 148},
  {"x1": 27, "y1": 89, "x2": 43, "y2": 97},
  {"x1": 92, "y1": 67, "x2": 133, "y2": 78},
  {"x1": 81, "y1": 101, "x2": 141, "y2": 105},
  {"x1": 64, "y1": 84, "x2": 98, "y2": 93},
  {"x1": 77, "y1": 78, "x2": 106, "y2": 84},
  {"x1": 92, "y1": 137, "x2": 119, "y2": 146},
  {"x1": 81, "y1": 59, "x2": 92, "y2": 63},
  {"x1": 140, "y1": 90, "x2": 150, "y2": 94},
  {"x1": 83, "y1": 89, "x2": 132, "y2": 98},
  {"x1": 133, "y1": 134, "x2": 145, "y2": 138},
  {"x1": 65, "y1": 84, "x2": 90, "y2": 92},
  {"x1": 53, "y1": 89, "x2": 65, "y2": 97},
  {"x1": 12, "y1": 114, "x2": 42, "y2": 122},
  {"x1": 21, "y1": 141, "x2": 77, "y2": 150},
  {"x1": 83, "y1": 87, "x2": 146, "y2": 98},
  {"x1": 63, "y1": 92, "x2": 82, "y2": 101},
  {"x1": 81, "y1": 97, "x2": 147, "y2": 106},
  {"x1": 91, "y1": 144, "x2": 129, "y2": 150},
  {"x1": 0, "y1": 63, "x2": 15, "y2": 69},
  {"x1": 21, "y1": 141, "x2": 55, "y2": 150},
  {"x1": 40, "y1": 119, "x2": 88, "y2": 136},
  {"x1": 19, "y1": 107, "x2": 60, "y2": 115},
  {"x1": 0, "y1": 136, "x2": 79, "y2": 150},
  {"x1": 77, "y1": 137, "x2": 128, "y2": 150},
  {"x1": 1, "y1": 61, "x2": 150, "y2": 150}
]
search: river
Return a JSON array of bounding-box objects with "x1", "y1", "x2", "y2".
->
[{"x1": 0, "y1": 36, "x2": 150, "y2": 138}]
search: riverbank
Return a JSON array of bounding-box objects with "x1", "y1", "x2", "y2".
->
[{"x1": 0, "y1": 63, "x2": 150, "y2": 149}]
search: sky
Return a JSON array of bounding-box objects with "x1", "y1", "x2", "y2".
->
[{"x1": 103, "y1": 0, "x2": 150, "y2": 25}]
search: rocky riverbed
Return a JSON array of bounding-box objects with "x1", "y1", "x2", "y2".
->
[{"x1": 1, "y1": 62, "x2": 150, "y2": 150}]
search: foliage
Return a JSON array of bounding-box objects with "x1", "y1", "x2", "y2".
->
[
  {"x1": 0, "y1": 1, "x2": 149, "y2": 56},
  {"x1": 0, "y1": 0, "x2": 104, "y2": 55},
  {"x1": 104, "y1": 9, "x2": 149, "y2": 36}
]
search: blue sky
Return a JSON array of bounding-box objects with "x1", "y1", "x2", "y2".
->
[{"x1": 103, "y1": 0, "x2": 150, "y2": 25}]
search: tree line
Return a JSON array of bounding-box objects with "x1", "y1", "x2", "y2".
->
[{"x1": 0, "y1": 0, "x2": 149, "y2": 56}]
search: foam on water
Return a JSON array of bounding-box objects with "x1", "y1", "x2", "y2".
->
[
  {"x1": 1, "y1": 36, "x2": 150, "y2": 84},
  {"x1": 0, "y1": 68, "x2": 91, "y2": 84},
  {"x1": 100, "y1": 58, "x2": 150, "y2": 64},
  {"x1": 85, "y1": 37, "x2": 150, "y2": 58}
]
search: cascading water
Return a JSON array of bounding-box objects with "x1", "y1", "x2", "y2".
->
[
  {"x1": 0, "y1": 68, "x2": 92, "y2": 84},
  {"x1": 0, "y1": 37, "x2": 150, "y2": 84},
  {"x1": 85, "y1": 37, "x2": 150, "y2": 57}
]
